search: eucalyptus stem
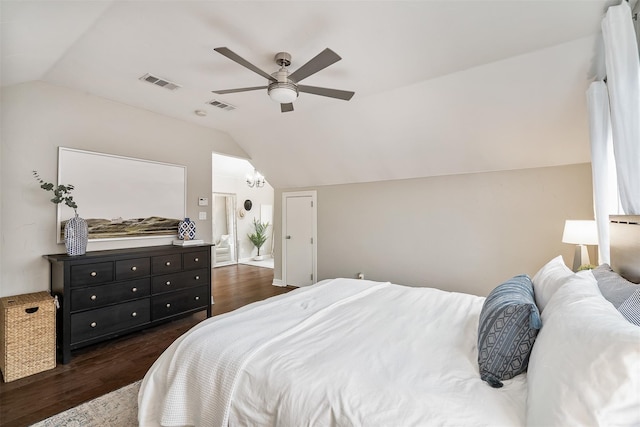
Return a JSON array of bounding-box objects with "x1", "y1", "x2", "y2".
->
[{"x1": 33, "y1": 170, "x2": 79, "y2": 211}]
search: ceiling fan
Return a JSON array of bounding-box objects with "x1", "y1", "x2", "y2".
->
[{"x1": 212, "y1": 47, "x2": 355, "y2": 113}]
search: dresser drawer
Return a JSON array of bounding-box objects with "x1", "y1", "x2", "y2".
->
[
  {"x1": 70, "y1": 262, "x2": 114, "y2": 287},
  {"x1": 115, "y1": 257, "x2": 150, "y2": 280},
  {"x1": 70, "y1": 299, "x2": 150, "y2": 345},
  {"x1": 183, "y1": 250, "x2": 209, "y2": 270},
  {"x1": 152, "y1": 253, "x2": 182, "y2": 274},
  {"x1": 70, "y1": 278, "x2": 151, "y2": 312},
  {"x1": 152, "y1": 285, "x2": 209, "y2": 321},
  {"x1": 151, "y1": 268, "x2": 208, "y2": 294}
]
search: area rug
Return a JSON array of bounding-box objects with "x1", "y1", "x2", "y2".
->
[{"x1": 31, "y1": 380, "x2": 140, "y2": 426}]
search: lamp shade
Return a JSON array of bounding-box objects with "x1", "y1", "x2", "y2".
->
[
  {"x1": 562, "y1": 220, "x2": 599, "y2": 245},
  {"x1": 268, "y1": 82, "x2": 298, "y2": 103}
]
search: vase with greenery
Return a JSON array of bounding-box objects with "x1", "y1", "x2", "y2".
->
[
  {"x1": 33, "y1": 171, "x2": 87, "y2": 256},
  {"x1": 247, "y1": 218, "x2": 270, "y2": 260}
]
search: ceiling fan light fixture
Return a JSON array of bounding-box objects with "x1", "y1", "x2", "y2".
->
[{"x1": 268, "y1": 81, "x2": 298, "y2": 103}]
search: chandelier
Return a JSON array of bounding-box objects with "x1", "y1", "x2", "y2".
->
[{"x1": 246, "y1": 169, "x2": 265, "y2": 188}]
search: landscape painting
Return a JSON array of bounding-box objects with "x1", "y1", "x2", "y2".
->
[{"x1": 57, "y1": 148, "x2": 186, "y2": 242}]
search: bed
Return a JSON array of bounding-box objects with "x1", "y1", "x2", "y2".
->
[{"x1": 138, "y1": 218, "x2": 640, "y2": 427}]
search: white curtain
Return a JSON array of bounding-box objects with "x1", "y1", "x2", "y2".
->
[
  {"x1": 587, "y1": 81, "x2": 612, "y2": 264},
  {"x1": 225, "y1": 195, "x2": 236, "y2": 262},
  {"x1": 602, "y1": 1, "x2": 640, "y2": 214}
]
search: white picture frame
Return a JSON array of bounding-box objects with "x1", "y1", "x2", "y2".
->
[{"x1": 57, "y1": 147, "x2": 186, "y2": 242}]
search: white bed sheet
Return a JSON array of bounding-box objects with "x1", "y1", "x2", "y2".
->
[{"x1": 139, "y1": 278, "x2": 527, "y2": 427}]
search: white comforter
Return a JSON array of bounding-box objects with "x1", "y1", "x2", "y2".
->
[{"x1": 138, "y1": 278, "x2": 527, "y2": 427}]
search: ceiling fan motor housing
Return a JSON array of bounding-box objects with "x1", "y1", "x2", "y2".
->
[{"x1": 274, "y1": 52, "x2": 292, "y2": 67}]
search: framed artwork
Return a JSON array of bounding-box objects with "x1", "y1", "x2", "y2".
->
[{"x1": 57, "y1": 147, "x2": 186, "y2": 242}]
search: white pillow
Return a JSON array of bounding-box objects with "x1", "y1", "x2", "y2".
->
[
  {"x1": 531, "y1": 255, "x2": 574, "y2": 312},
  {"x1": 526, "y1": 275, "x2": 640, "y2": 426},
  {"x1": 218, "y1": 234, "x2": 230, "y2": 247}
]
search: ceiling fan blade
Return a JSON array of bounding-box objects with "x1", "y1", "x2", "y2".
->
[
  {"x1": 289, "y1": 48, "x2": 341, "y2": 83},
  {"x1": 298, "y1": 85, "x2": 355, "y2": 101},
  {"x1": 212, "y1": 86, "x2": 267, "y2": 95},
  {"x1": 281, "y1": 103, "x2": 294, "y2": 113},
  {"x1": 214, "y1": 47, "x2": 276, "y2": 82}
]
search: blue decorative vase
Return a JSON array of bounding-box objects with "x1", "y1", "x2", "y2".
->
[
  {"x1": 64, "y1": 214, "x2": 88, "y2": 256},
  {"x1": 178, "y1": 217, "x2": 196, "y2": 240}
]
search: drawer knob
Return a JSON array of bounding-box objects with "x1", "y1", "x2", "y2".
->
[
  {"x1": 194, "y1": 257, "x2": 199, "y2": 262},
  {"x1": 166, "y1": 303, "x2": 171, "y2": 308},
  {"x1": 90, "y1": 271, "x2": 97, "y2": 277},
  {"x1": 132, "y1": 287, "x2": 138, "y2": 292},
  {"x1": 194, "y1": 296, "x2": 200, "y2": 301},
  {"x1": 90, "y1": 322, "x2": 97, "y2": 328},
  {"x1": 90, "y1": 295, "x2": 97, "y2": 301},
  {"x1": 165, "y1": 261, "x2": 171, "y2": 266},
  {"x1": 131, "y1": 266, "x2": 137, "y2": 271},
  {"x1": 195, "y1": 275, "x2": 200, "y2": 280},
  {"x1": 165, "y1": 281, "x2": 171, "y2": 286},
  {"x1": 131, "y1": 312, "x2": 137, "y2": 317}
]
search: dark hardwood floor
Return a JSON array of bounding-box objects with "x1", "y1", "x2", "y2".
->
[{"x1": 0, "y1": 264, "x2": 294, "y2": 427}]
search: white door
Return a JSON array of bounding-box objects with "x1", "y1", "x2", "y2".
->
[{"x1": 283, "y1": 191, "x2": 317, "y2": 287}]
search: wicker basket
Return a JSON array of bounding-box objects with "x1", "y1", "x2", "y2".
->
[{"x1": 0, "y1": 292, "x2": 56, "y2": 382}]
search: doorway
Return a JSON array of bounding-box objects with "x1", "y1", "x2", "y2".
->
[
  {"x1": 212, "y1": 193, "x2": 238, "y2": 267},
  {"x1": 212, "y1": 152, "x2": 275, "y2": 267}
]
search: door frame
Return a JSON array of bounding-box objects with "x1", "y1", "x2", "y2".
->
[{"x1": 282, "y1": 190, "x2": 317, "y2": 286}]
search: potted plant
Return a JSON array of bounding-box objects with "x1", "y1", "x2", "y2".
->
[
  {"x1": 247, "y1": 218, "x2": 270, "y2": 261},
  {"x1": 33, "y1": 170, "x2": 87, "y2": 256}
]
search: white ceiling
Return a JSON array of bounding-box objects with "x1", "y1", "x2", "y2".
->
[
  {"x1": 212, "y1": 152, "x2": 256, "y2": 179},
  {"x1": 1, "y1": 0, "x2": 617, "y2": 188}
]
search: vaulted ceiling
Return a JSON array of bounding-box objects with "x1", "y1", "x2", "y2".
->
[{"x1": 1, "y1": 1, "x2": 617, "y2": 188}]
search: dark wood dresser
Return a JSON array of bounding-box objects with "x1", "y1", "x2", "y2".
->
[{"x1": 45, "y1": 244, "x2": 212, "y2": 363}]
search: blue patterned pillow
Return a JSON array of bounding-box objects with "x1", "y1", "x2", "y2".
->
[
  {"x1": 478, "y1": 274, "x2": 542, "y2": 388},
  {"x1": 618, "y1": 289, "x2": 640, "y2": 326}
]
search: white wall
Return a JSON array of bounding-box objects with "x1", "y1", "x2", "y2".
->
[
  {"x1": 237, "y1": 186, "x2": 275, "y2": 260},
  {"x1": 274, "y1": 163, "x2": 595, "y2": 297},
  {"x1": 0, "y1": 81, "x2": 248, "y2": 297},
  {"x1": 212, "y1": 154, "x2": 274, "y2": 260},
  {"x1": 0, "y1": 82, "x2": 596, "y2": 299}
]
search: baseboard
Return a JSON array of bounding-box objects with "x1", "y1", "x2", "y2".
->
[
  {"x1": 272, "y1": 279, "x2": 286, "y2": 287},
  {"x1": 239, "y1": 255, "x2": 273, "y2": 263}
]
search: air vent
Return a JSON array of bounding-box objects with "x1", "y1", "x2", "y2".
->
[
  {"x1": 207, "y1": 99, "x2": 236, "y2": 111},
  {"x1": 139, "y1": 73, "x2": 181, "y2": 91}
]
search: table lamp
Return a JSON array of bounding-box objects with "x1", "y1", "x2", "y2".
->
[{"x1": 562, "y1": 220, "x2": 598, "y2": 271}]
